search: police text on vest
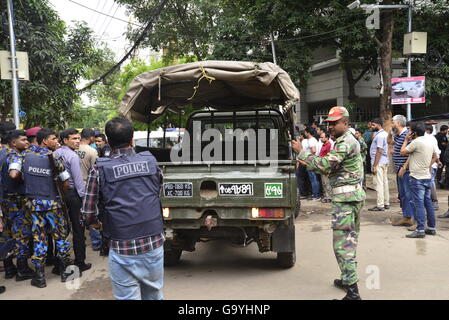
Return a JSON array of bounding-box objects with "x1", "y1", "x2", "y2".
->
[{"x1": 113, "y1": 161, "x2": 150, "y2": 179}]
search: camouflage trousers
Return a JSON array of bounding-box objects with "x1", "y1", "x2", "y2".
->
[
  {"x1": 331, "y1": 201, "x2": 364, "y2": 286},
  {"x1": 1, "y1": 196, "x2": 32, "y2": 258},
  {"x1": 30, "y1": 208, "x2": 71, "y2": 268}
]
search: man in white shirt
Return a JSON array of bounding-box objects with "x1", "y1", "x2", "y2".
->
[
  {"x1": 304, "y1": 128, "x2": 321, "y2": 200},
  {"x1": 400, "y1": 122, "x2": 437, "y2": 238}
]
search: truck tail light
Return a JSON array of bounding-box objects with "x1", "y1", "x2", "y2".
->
[{"x1": 251, "y1": 208, "x2": 284, "y2": 218}]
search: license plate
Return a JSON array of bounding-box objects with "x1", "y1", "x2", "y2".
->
[
  {"x1": 218, "y1": 183, "x2": 253, "y2": 196},
  {"x1": 163, "y1": 182, "x2": 193, "y2": 197}
]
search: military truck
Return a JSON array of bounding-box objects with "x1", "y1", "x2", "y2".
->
[{"x1": 120, "y1": 61, "x2": 300, "y2": 268}]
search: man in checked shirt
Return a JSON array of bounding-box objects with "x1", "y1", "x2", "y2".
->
[{"x1": 81, "y1": 117, "x2": 165, "y2": 300}]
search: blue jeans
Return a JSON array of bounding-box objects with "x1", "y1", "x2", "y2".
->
[
  {"x1": 307, "y1": 171, "x2": 321, "y2": 198},
  {"x1": 409, "y1": 177, "x2": 436, "y2": 231},
  {"x1": 89, "y1": 227, "x2": 101, "y2": 249},
  {"x1": 109, "y1": 246, "x2": 164, "y2": 300},
  {"x1": 397, "y1": 171, "x2": 413, "y2": 218}
]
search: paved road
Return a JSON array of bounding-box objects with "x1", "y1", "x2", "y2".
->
[{"x1": 1, "y1": 188, "x2": 449, "y2": 300}]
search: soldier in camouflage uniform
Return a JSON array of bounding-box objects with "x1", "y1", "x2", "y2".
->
[
  {"x1": 355, "y1": 129, "x2": 368, "y2": 188},
  {"x1": 292, "y1": 106, "x2": 365, "y2": 300}
]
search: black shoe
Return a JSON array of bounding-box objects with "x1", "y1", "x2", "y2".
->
[
  {"x1": 31, "y1": 266, "x2": 46, "y2": 288},
  {"x1": 368, "y1": 206, "x2": 385, "y2": 212},
  {"x1": 16, "y1": 258, "x2": 34, "y2": 281},
  {"x1": 60, "y1": 259, "x2": 82, "y2": 282},
  {"x1": 406, "y1": 230, "x2": 426, "y2": 238},
  {"x1": 0, "y1": 286, "x2": 5, "y2": 294},
  {"x1": 438, "y1": 211, "x2": 449, "y2": 218},
  {"x1": 4, "y1": 257, "x2": 17, "y2": 279},
  {"x1": 384, "y1": 205, "x2": 390, "y2": 210},
  {"x1": 425, "y1": 229, "x2": 436, "y2": 236},
  {"x1": 75, "y1": 262, "x2": 92, "y2": 273},
  {"x1": 99, "y1": 247, "x2": 109, "y2": 257},
  {"x1": 341, "y1": 283, "x2": 361, "y2": 300},
  {"x1": 333, "y1": 279, "x2": 348, "y2": 292}
]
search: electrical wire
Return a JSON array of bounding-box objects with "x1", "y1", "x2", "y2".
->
[
  {"x1": 77, "y1": 0, "x2": 169, "y2": 93},
  {"x1": 92, "y1": 0, "x2": 108, "y2": 30},
  {"x1": 99, "y1": 5, "x2": 120, "y2": 42},
  {"x1": 96, "y1": 1, "x2": 118, "y2": 40}
]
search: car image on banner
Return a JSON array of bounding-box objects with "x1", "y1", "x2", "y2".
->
[{"x1": 391, "y1": 76, "x2": 425, "y2": 104}]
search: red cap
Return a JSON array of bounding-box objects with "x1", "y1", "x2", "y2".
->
[
  {"x1": 324, "y1": 106, "x2": 350, "y2": 122},
  {"x1": 25, "y1": 126, "x2": 42, "y2": 137}
]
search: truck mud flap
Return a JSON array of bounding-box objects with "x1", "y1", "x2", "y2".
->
[{"x1": 271, "y1": 219, "x2": 295, "y2": 253}]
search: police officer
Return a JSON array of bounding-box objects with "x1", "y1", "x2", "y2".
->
[
  {"x1": 11, "y1": 128, "x2": 73, "y2": 288},
  {"x1": 81, "y1": 117, "x2": 165, "y2": 300},
  {"x1": 292, "y1": 106, "x2": 365, "y2": 300},
  {"x1": 2, "y1": 130, "x2": 35, "y2": 281}
]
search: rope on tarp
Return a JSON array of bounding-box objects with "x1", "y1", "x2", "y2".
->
[{"x1": 187, "y1": 65, "x2": 216, "y2": 101}]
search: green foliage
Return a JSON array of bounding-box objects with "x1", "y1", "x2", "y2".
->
[{"x1": 0, "y1": 0, "x2": 110, "y2": 129}]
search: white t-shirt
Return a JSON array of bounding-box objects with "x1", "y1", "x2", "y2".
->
[
  {"x1": 306, "y1": 137, "x2": 318, "y2": 154},
  {"x1": 316, "y1": 140, "x2": 323, "y2": 155},
  {"x1": 424, "y1": 133, "x2": 440, "y2": 169},
  {"x1": 302, "y1": 139, "x2": 309, "y2": 152}
]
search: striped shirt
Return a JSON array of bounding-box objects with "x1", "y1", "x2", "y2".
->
[{"x1": 393, "y1": 128, "x2": 409, "y2": 172}]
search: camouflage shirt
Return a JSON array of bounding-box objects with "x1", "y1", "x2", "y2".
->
[
  {"x1": 357, "y1": 136, "x2": 368, "y2": 163},
  {"x1": 298, "y1": 130, "x2": 366, "y2": 202}
]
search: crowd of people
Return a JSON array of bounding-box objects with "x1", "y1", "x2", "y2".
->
[
  {"x1": 0, "y1": 122, "x2": 112, "y2": 294},
  {"x1": 296, "y1": 115, "x2": 449, "y2": 238}
]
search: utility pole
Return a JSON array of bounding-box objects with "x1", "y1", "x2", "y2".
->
[
  {"x1": 6, "y1": 0, "x2": 20, "y2": 128},
  {"x1": 270, "y1": 32, "x2": 277, "y2": 65},
  {"x1": 406, "y1": 2, "x2": 413, "y2": 121}
]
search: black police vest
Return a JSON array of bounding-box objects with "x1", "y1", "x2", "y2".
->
[
  {"x1": 97, "y1": 151, "x2": 163, "y2": 241},
  {"x1": 23, "y1": 153, "x2": 57, "y2": 200},
  {"x1": 1, "y1": 151, "x2": 25, "y2": 196},
  {"x1": 0, "y1": 148, "x2": 7, "y2": 201}
]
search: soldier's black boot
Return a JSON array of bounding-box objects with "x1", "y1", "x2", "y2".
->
[
  {"x1": 30, "y1": 266, "x2": 46, "y2": 288},
  {"x1": 341, "y1": 283, "x2": 361, "y2": 300},
  {"x1": 333, "y1": 279, "x2": 348, "y2": 292},
  {"x1": 4, "y1": 256, "x2": 17, "y2": 279},
  {"x1": 16, "y1": 258, "x2": 34, "y2": 281},
  {"x1": 60, "y1": 259, "x2": 81, "y2": 282},
  {"x1": 51, "y1": 259, "x2": 61, "y2": 276}
]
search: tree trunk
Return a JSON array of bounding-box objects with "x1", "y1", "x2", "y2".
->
[
  {"x1": 344, "y1": 65, "x2": 358, "y2": 103},
  {"x1": 378, "y1": 3, "x2": 395, "y2": 133}
]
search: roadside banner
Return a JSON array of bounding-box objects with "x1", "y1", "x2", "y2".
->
[{"x1": 391, "y1": 76, "x2": 425, "y2": 104}]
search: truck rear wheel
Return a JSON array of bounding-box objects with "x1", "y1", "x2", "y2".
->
[
  {"x1": 277, "y1": 251, "x2": 296, "y2": 268},
  {"x1": 164, "y1": 249, "x2": 182, "y2": 266}
]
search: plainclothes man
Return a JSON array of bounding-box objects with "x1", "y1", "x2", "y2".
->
[
  {"x1": 391, "y1": 115, "x2": 414, "y2": 227},
  {"x1": 10, "y1": 128, "x2": 73, "y2": 287},
  {"x1": 81, "y1": 117, "x2": 165, "y2": 300},
  {"x1": 77, "y1": 129, "x2": 101, "y2": 252},
  {"x1": 304, "y1": 128, "x2": 321, "y2": 201},
  {"x1": 95, "y1": 133, "x2": 112, "y2": 158},
  {"x1": 435, "y1": 125, "x2": 448, "y2": 185},
  {"x1": 368, "y1": 118, "x2": 390, "y2": 212},
  {"x1": 400, "y1": 122, "x2": 437, "y2": 238},
  {"x1": 54, "y1": 129, "x2": 91, "y2": 273},
  {"x1": 292, "y1": 106, "x2": 365, "y2": 300}
]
